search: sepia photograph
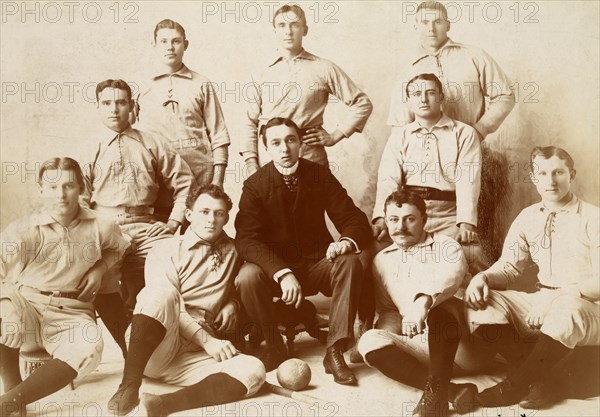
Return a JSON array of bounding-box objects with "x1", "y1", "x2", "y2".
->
[{"x1": 1, "y1": 1, "x2": 599, "y2": 416}]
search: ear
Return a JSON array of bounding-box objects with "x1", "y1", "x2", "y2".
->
[
  {"x1": 446, "y1": 21, "x2": 451, "y2": 32},
  {"x1": 303, "y1": 25, "x2": 308, "y2": 36},
  {"x1": 184, "y1": 39, "x2": 189, "y2": 51},
  {"x1": 529, "y1": 171, "x2": 536, "y2": 183},
  {"x1": 223, "y1": 212, "x2": 230, "y2": 226},
  {"x1": 570, "y1": 169, "x2": 577, "y2": 182},
  {"x1": 184, "y1": 208, "x2": 192, "y2": 223}
]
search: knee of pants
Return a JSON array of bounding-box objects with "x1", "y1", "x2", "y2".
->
[
  {"x1": 357, "y1": 329, "x2": 394, "y2": 359},
  {"x1": 235, "y1": 263, "x2": 269, "y2": 292},
  {"x1": 53, "y1": 332, "x2": 104, "y2": 379},
  {"x1": 544, "y1": 295, "x2": 590, "y2": 326},
  {"x1": 134, "y1": 286, "x2": 179, "y2": 327},
  {"x1": 222, "y1": 354, "x2": 266, "y2": 397},
  {"x1": 332, "y1": 253, "x2": 363, "y2": 282}
]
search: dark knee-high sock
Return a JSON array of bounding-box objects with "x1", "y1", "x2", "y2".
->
[
  {"x1": 427, "y1": 306, "x2": 461, "y2": 384},
  {"x1": 94, "y1": 292, "x2": 129, "y2": 358},
  {"x1": 121, "y1": 315, "x2": 166, "y2": 387},
  {"x1": 509, "y1": 334, "x2": 571, "y2": 389},
  {"x1": 0, "y1": 344, "x2": 22, "y2": 392},
  {"x1": 148, "y1": 373, "x2": 246, "y2": 415},
  {"x1": 474, "y1": 323, "x2": 533, "y2": 367},
  {"x1": 0, "y1": 359, "x2": 76, "y2": 408},
  {"x1": 365, "y1": 345, "x2": 428, "y2": 390}
]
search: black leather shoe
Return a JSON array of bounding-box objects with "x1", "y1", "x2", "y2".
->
[
  {"x1": 260, "y1": 346, "x2": 288, "y2": 372},
  {"x1": 413, "y1": 376, "x2": 449, "y2": 417},
  {"x1": 107, "y1": 381, "x2": 141, "y2": 416},
  {"x1": 448, "y1": 382, "x2": 478, "y2": 415},
  {"x1": 323, "y1": 345, "x2": 357, "y2": 385},
  {"x1": 477, "y1": 379, "x2": 528, "y2": 407},
  {"x1": 519, "y1": 382, "x2": 558, "y2": 410}
]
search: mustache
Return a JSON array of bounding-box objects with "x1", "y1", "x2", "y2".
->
[{"x1": 392, "y1": 230, "x2": 413, "y2": 237}]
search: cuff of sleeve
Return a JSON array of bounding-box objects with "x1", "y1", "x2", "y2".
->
[
  {"x1": 241, "y1": 150, "x2": 258, "y2": 162},
  {"x1": 337, "y1": 124, "x2": 356, "y2": 139},
  {"x1": 340, "y1": 237, "x2": 361, "y2": 254},
  {"x1": 273, "y1": 268, "x2": 292, "y2": 283},
  {"x1": 180, "y1": 316, "x2": 203, "y2": 341},
  {"x1": 212, "y1": 145, "x2": 229, "y2": 166}
]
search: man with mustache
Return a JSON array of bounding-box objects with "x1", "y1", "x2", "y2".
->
[{"x1": 358, "y1": 190, "x2": 477, "y2": 416}]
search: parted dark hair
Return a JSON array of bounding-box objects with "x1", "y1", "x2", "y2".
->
[
  {"x1": 384, "y1": 190, "x2": 427, "y2": 217},
  {"x1": 272, "y1": 4, "x2": 307, "y2": 27},
  {"x1": 38, "y1": 157, "x2": 85, "y2": 191},
  {"x1": 405, "y1": 73, "x2": 444, "y2": 97},
  {"x1": 154, "y1": 19, "x2": 187, "y2": 41},
  {"x1": 530, "y1": 146, "x2": 576, "y2": 176},
  {"x1": 95, "y1": 79, "x2": 132, "y2": 102},
  {"x1": 186, "y1": 183, "x2": 233, "y2": 211},
  {"x1": 416, "y1": 1, "x2": 449, "y2": 20},
  {"x1": 260, "y1": 117, "x2": 301, "y2": 146}
]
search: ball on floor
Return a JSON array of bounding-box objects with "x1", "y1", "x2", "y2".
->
[{"x1": 276, "y1": 358, "x2": 311, "y2": 391}]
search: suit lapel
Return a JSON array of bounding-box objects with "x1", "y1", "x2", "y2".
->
[{"x1": 293, "y1": 159, "x2": 311, "y2": 213}]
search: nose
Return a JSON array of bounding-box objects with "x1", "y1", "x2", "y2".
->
[{"x1": 420, "y1": 92, "x2": 428, "y2": 103}]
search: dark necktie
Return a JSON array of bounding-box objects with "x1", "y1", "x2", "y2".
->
[{"x1": 282, "y1": 173, "x2": 299, "y2": 192}]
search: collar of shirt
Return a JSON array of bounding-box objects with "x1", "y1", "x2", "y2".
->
[
  {"x1": 182, "y1": 228, "x2": 227, "y2": 250},
  {"x1": 407, "y1": 112, "x2": 455, "y2": 134},
  {"x1": 273, "y1": 160, "x2": 299, "y2": 176},
  {"x1": 381, "y1": 232, "x2": 435, "y2": 254},
  {"x1": 538, "y1": 194, "x2": 580, "y2": 214},
  {"x1": 101, "y1": 125, "x2": 142, "y2": 146},
  {"x1": 32, "y1": 206, "x2": 96, "y2": 227},
  {"x1": 152, "y1": 63, "x2": 193, "y2": 80},
  {"x1": 412, "y1": 38, "x2": 460, "y2": 65},
  {"x1": 269, "y1": 48, "x2": 317, "y2": 67}
]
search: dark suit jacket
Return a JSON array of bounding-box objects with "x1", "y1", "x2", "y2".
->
[{"x1": 235, "y1": 159, "x2": 372, "y2": 278}]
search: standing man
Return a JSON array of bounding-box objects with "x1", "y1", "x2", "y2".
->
[
  {"x1": 83, "y1": 79, "x2": 193, "y2": 353},
  {"x1": 466, "y1": 146, "x2": 599, "y2": 408},
  {"x1": 374, "y1": 73, "x2": 485, "y2": 274},
  {"x1": 107, "y1": 184, "x2": 265, "y2": 417},
  {"x1": 388, "y1": 0, "x2": 516, "y2": 257},
  {"x1": 134, "y1": 19, "x2": 231, "y2": 222},
  {"x1": 358, "y1": 190, "x2": 478, "y2": 416},
  {"x1": 235, "y1": 117, "x2": 372, "y2": 385},
  {"x1": 1, "y1": 158, "x2": 128, "y2": 416},
  {"x1": 241, "y1": 4, "x2": 373, "y2": 174}
]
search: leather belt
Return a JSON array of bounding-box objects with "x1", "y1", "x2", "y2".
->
[
  {"x1": 402, "y1": 185, "x2": 456, "y2": 202},
  {"x1": 20, "y1": 286, "x2": 80, "y2": 300},
  {"x1": 95, "y1": 205, "x2": 154, "y2": 215}
]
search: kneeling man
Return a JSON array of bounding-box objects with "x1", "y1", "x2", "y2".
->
[
  {"x1": 235, "y1": 117, "x2": 372, "y2": 384},
  {"x1": 108, "y1": 185, "x2": 265, "y2": 416}
]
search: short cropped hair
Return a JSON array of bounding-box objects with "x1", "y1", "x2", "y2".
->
[
  {"x1": 384, "y1": 190, "x2": 427, "y2": 217},
  {"x1": 416, "y1": 1, "x2": 448, "y2": 21},
  {"x1": 95, "y1": 79, "x2": 132, "y2": 102},
  {"x1": 38, "y1": 157, "x2": 85, "y2": 191},
  {"x1": 272, "y1": 4, "x2": 307, "y2": 27},
  {"x1": 260, "y1": 117, "x2": 301, "y2": 146},
  {"x1": 530, "y1": 146, "x2": 576, "y2": 176},
  {"x1": 186, "y1": 183, "x2": 233, "y2": 212},
  {"x1": 405, "y1": 73, "x2": 444, "y2": 97},
  {"x1": 154, "y1": 19, "x2": 187, "y2": 41}
]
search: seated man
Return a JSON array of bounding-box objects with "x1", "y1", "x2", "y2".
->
[
  {"x1": 466, "y1": 146, "x2": 599, "y2": 408},
  {"x1": 0, "y1": 157, "x2": 128, "y2": 416},
  {"x1": 358, "y1": 190, "x2": 478, "y2": 416},
  {"x1": 107, "y1": 184, "x2": 266, "y2": 417},
  {"x1": 82, "y1": 79, "x2": 194, "y2": 355},
  {"x1": 373, "y1": 73, "x2": 487, "y2": 275},
  {"x1": 235, "y1": 117, "x2": 372, "y2": 384}
]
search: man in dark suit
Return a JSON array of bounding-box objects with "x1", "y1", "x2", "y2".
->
[{"x1": 235, "y1": 117, "x2": 372, "y2": 385}]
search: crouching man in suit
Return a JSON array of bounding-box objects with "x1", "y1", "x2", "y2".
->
[{"x1": 235, "y1": 117, "x2": 372, "y2": 385}]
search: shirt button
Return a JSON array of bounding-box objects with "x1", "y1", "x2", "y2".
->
[{"x1": 59, "y1": 306, "x2": 63, "y2": 310}]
